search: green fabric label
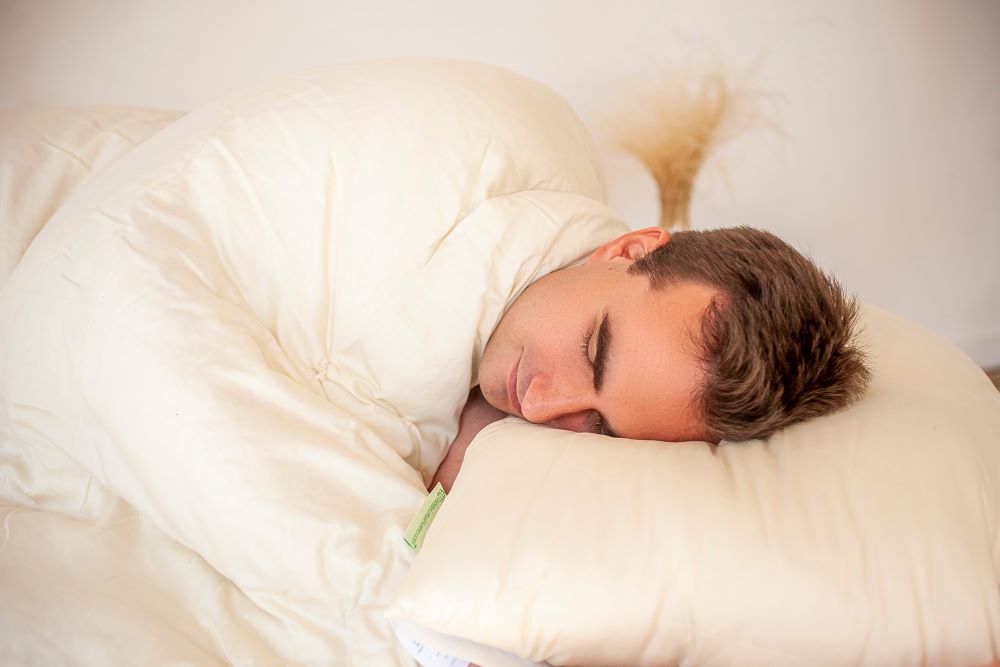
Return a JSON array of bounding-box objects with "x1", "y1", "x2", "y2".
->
[{"x1": 404, "y1": 482, "x2": 447, "y2": 551}]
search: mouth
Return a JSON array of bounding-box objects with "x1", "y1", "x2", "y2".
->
[{"x1": 507, "y1": 355, "x2": 523, "y2": 417}]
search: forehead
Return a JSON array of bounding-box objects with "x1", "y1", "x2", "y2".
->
[{"x1": 601, "y1": 278, "x2": 717, "y2": 442}]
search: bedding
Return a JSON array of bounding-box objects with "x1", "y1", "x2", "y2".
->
[
  {"x1": 390, "y1": 304, "x2": 1000, "y2": 666},
  {"x1": 0, "y1": 59, "x2": 626, "y2": 665},
  {"x1": 0, "y1": 105, "x2": 182, "y2": 286}
]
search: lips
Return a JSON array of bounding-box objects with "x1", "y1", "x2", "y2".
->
[{"x1": 507, "y1": 355, "x2": 523, "y2": 417}]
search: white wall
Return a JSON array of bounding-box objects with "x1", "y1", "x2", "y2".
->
[{"x1": 2, "y1": 0, "x2": 998, "y2": 365}]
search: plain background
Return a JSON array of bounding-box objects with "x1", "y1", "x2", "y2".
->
[{"x1": 1, "y1": 0, "x2": 998, "y2": 366}]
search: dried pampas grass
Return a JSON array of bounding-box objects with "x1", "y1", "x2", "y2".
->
[{"x1": 605, "y1": 62, "x2": 778, "y2": 229}]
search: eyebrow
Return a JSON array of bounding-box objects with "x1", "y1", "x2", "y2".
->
[{"x1": 593, "y1": 310, "x2": 613, "y2": 393}]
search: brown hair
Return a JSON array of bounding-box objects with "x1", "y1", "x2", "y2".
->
[{"x1": 629, "y1": 227, "x2": 871, "y2": 442}]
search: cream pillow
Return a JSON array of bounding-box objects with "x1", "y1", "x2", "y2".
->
[{"x1": 389, "y1": 304, "x2": 1000, "y2": 666}]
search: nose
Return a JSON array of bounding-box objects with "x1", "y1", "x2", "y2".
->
[{"x1": 518, "y1": 369, "x2": 595, "y2": 433}]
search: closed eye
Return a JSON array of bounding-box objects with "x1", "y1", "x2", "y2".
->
[
  {"x1": 579, "y1": 314, "x2": 616, "y2": 437},
  {"x1": 580, "y1": 329, "x2": 595, "y2": 365}
]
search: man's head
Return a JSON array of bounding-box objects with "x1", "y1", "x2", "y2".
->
[{"x1": 477, "y1": 226, "x2": 870, "y2": 443}]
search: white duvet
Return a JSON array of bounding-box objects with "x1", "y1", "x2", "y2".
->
[{"x1": 0, "y1": 60, "x2": 626, "y2": 665}]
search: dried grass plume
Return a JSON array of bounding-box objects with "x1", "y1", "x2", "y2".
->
[{"x1": 604, "y1": 63, "x2": 777, "y2": 229}]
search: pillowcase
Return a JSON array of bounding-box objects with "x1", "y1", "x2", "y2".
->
[{"x1": 389, "y1": 304, "x2": 1000, "y2": 667}]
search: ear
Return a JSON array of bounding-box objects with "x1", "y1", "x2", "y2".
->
[{"x1": 588, "y1": 227, "x2": 671, "y2": 263}]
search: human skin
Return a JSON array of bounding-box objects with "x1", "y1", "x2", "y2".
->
[
  {"x1": 431, "y1": 228, "x2": 719, "y2": 491},
  {"x1": 430, "y1": 386, "x2": 505, "y2": 493}
]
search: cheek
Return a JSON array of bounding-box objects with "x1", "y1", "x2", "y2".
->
[
  {"x1": 525, "y1": 323, "x2": 579, "y2": 378},
  {"x1": 476, "y1": 345, "x2": 507, "y2": 410},
  {"x1": 478, "y1": 309, "x2": 523, "y2": 405}
]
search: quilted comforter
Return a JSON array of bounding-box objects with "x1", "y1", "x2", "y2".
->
[{"x1": 0, "y1": 60, "x2": 627, "y2": 665}]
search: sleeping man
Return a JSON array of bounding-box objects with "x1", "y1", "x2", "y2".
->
[{"x1": 430, "y1": 224, "x2": 871, "y2": 491}]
